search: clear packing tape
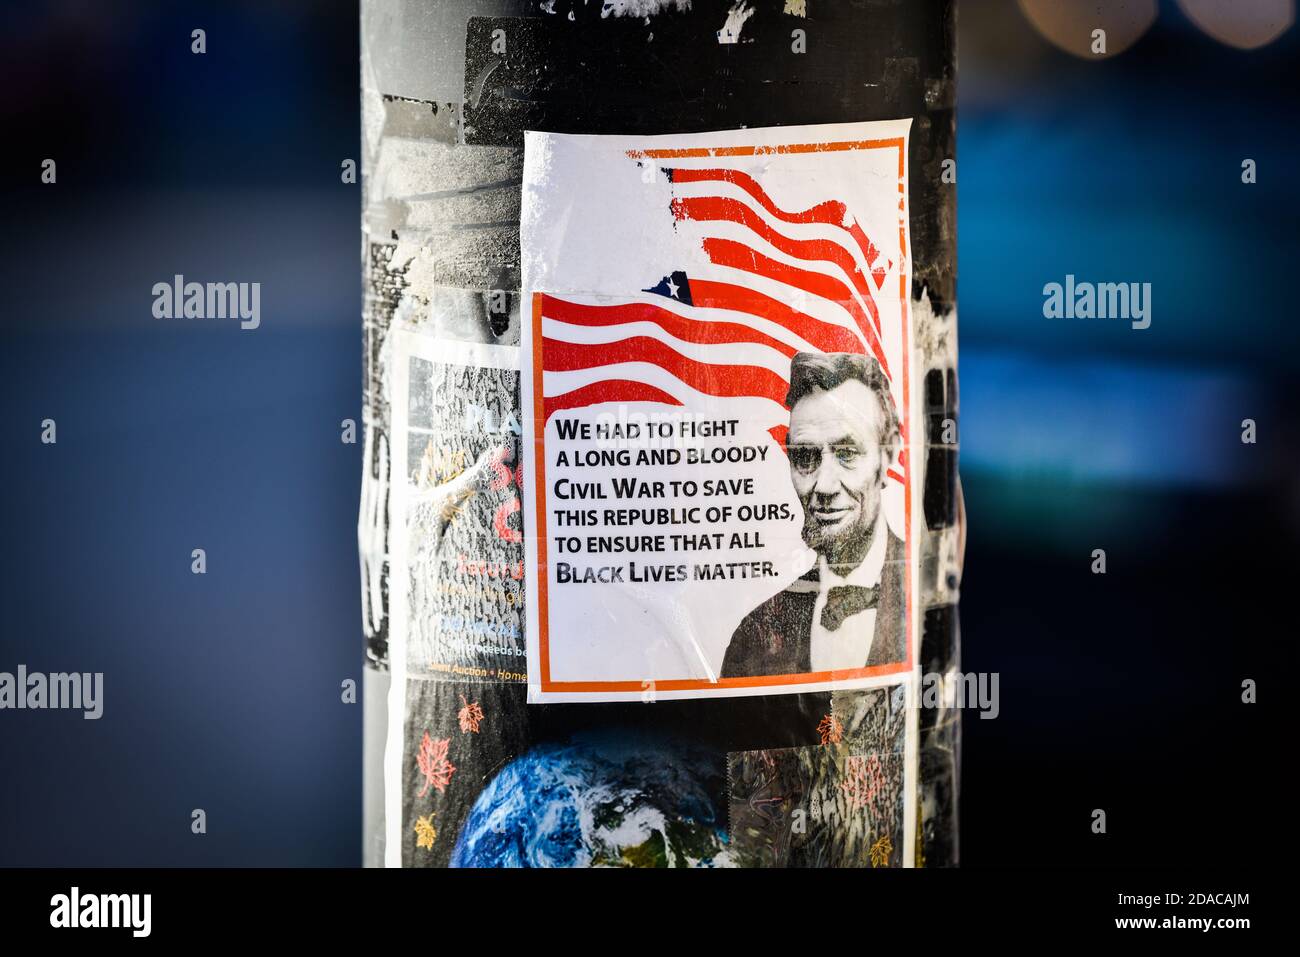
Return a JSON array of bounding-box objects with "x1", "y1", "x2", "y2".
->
[{"x1": 359, "y1": 0, "x2": 959, "y2": 868}]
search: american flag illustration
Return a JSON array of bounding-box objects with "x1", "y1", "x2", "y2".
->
[{"x1": 536, "y1": 148, "x2": 907, "y2": 483}]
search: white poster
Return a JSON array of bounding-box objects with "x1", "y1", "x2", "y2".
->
[{"x1": 521, "y1": 120, "x2": 918, "y2": 703}]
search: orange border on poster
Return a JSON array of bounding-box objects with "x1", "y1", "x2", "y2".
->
[{"x1": 531, "y1": 136, "x2": 911, "y2": 694}]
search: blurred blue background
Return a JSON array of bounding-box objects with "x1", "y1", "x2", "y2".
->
[{"x1": 0, "y1": 0, "x2": 1292, "y2": 866}]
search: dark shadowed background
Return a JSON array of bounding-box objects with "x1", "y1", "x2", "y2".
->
[{"x1": 0, "y1": 0, "x2": 1292, "y2": 866}]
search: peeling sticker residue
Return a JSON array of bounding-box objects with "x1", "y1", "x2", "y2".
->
[
  {"x1": 717, "y1": 1, "x2": 754, "y2": 43},
  {"x1": 601, "y1": 0, "x2": 693, "y2": 17}
]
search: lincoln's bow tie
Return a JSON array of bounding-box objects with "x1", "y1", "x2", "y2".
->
[{"x1": 820, "y1": 584, "x2": 879, "y2": 632}]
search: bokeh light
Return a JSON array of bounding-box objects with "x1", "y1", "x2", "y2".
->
[
  {"x1": 1017, "y1": 0, "x2": 1158, "y2": 59},
  {"x1": 1178, "y1": 0, "x2": 1294, "y2": 49}
]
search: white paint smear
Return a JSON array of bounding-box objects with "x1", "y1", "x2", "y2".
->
[
  {"x1": 601, "y1": 0, "x2": 693, "y2": 18},
  {"x1": 718, "y1": 1, "x2": 755, "y2": 43}
]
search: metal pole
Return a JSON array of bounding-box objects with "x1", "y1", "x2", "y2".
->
[{"x1": 361, "y1": 0, "x2": 958, "y2": 867}]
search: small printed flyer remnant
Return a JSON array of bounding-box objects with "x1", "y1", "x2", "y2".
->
[{"x1": 521, "y1": 120, "x2": 919, "y2": 702}]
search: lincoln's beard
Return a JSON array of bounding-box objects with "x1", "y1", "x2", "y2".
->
[{"x1": 801, "y1": 496, "x2": 879, "y2": 572}]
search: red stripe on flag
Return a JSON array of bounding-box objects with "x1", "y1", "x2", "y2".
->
[
  {"x1": 540, "y1": 294, "x2": 796, "y2": 358},
  {"x1": 542, "y1": 335, "x2": 790, "y2": 408},
  {"x1": 672, "y1": 196, "x2": 880, "y2": 323},
  {"x1": 700, "y1": 238, "x2": 891, "y2": 380},
  {"x1": 543, "y1": 380, "x2": 683, "y2": 421},
  {"x1": 666, "y1": 167, "x2": 881, "y2": 267},
  {"x1": 687, "y1": 280, "x2": 866, "y2": 356}
]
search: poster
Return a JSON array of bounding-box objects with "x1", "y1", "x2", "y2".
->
[
  {"x1": 389, "y1": 335, "x2": 526, "y2": 684},
  {"x1": 521, "y1": 119, "x2": 919, "y2": 702},
  {"x1": 383, "y1": 332, "x2": 530, "y2": 866}
]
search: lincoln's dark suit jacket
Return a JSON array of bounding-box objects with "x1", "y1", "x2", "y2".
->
[{"x1": 720, "y1": 530, "x2": 906, "y2": 678}]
